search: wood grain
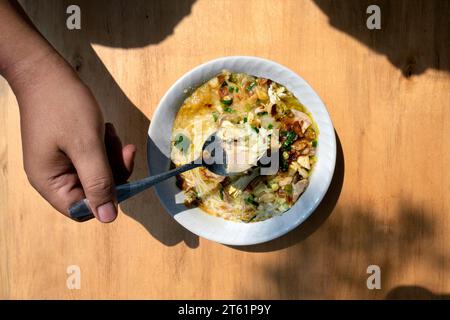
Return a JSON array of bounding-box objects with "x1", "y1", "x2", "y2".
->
[{"x1": 0, "y1": 0, "x2": 449, "y2": 299}]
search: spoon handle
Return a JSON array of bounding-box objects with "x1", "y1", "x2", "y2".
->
[{"x1": 68, "y1": 160, "x2": 202, "y2": 222}]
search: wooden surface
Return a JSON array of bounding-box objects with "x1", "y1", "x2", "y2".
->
[{"x1": 1, "y1": 0, "x2": 449, "y2": 299}]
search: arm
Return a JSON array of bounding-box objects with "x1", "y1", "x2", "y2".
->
[{"x1": 0, "y1": 0, "x2": 136, "y2": 222}]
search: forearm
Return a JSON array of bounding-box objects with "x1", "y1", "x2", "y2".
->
[{"x1": 0, "y1": 0, "x2": 69, "y2": 90}]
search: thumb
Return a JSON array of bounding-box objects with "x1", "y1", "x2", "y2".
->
[{"x1": 69, "y1": 136, "x2": 117, "y2": 223}]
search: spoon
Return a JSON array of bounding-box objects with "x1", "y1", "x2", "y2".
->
[{"x1": 68, "y1": 132, "x2": 228, "y2": 222}]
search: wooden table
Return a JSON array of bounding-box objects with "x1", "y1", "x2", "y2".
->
[{"x1": 1, "y1": 0, "x2": 449, "y2": 299}]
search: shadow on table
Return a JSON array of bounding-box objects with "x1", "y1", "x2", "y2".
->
[
  {"x1": 233, "y1": 131, "x2": 345, "y2": 252},
  {"x1": 386, "y1": 286, "x2": 450, "y2": 300},
  {"x1": 251, "y1": 201, "x2": 449, "y2": 298},
  {"x1": 313, "y1": 0, "x2": 450, "y2": 77},
  {"x1": 22, "y1": 0, "x2": 200, "y2": 247}
]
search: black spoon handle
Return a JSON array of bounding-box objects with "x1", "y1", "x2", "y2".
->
[{"x1": 68, "y1": 160, "x2": 202, "y2": 222}]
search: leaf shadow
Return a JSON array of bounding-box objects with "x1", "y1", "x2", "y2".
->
[
  {"x1": 252, "y1": 201, "x2": 450, "y2": 299},
  {"x1": 313, "y1": 0, "x2": 450, "y2": 77},
  {"x1": 386, "y1": 286, "x2": 450, "y2": 300}
]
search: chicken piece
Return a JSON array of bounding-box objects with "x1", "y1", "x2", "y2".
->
[
  {"x1": 305, "y1": 127, "x2": 316, "y2": 140},
  {"x1": 208, "y1": 77, "x2": 220, "y2": 89},
  {"x1": 297, "y1": 156, "x2": 310, "y2": 170},
  {"x1": 184, "y1": 189, "x2": 199, "y2": 206},
  {"x1": 227, "y1": 169, "x2": 260, "y2": 198},
  {"x1": 292, "y1": 179, "x2": 309, "y2": 202},
  {"x1": 255, "y1": 87, "x2": 269, "y2": 102},
  {"x1": 292, "y1": 139, "x2": 309, "y2": 151},
  {"x1": 199, "y1": 167, "x2": 225, "y2": 182},
  {"x1": 292, "y1": 121, "x2": 304, "y2": 136},
  {"x1": 259, "y1": 192, "x2": 275, "y2": 203},
  {"x1": 290, "y1": 109, "x2": 312, "y2": 133},
  {"x1": 278, "y1": 176, "x2": 293, "y2": 187}
]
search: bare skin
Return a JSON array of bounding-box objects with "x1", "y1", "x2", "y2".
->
[{"x1": 0, "y1": 0, "x2": 136, "y2": 222}]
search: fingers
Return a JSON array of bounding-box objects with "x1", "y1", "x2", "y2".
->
[
  {"x1": 122, "y1": 144, "x2": 136, "y2": 175},
  {"x1": 50, "y1": 172, "x2": 85, "y2": 215},
  {"x1": 104, "y1": 122, "x2": 136, "y2": 184},
  {"x1": 27, "y1": 160, "x2": 86, "y2": 218},
  {"x1": 26, "y1": 122, "x2": 136, "y2": 223},
  {"x1": 67, "y1": 130, "x2": 117, "y2": 223}
]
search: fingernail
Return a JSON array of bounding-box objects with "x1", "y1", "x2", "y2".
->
[{"x1": 97, "y1": 201, "x2": 117, "y2": 223}]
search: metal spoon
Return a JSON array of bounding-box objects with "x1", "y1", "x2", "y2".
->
[{"x1": 68, "y1": 132, "x2": 228, "y2": 222}]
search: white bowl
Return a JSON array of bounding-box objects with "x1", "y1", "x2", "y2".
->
[{"x1": 147, "y1": 56, "x2": 336, "y2": 246}]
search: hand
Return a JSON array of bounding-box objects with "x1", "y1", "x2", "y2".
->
[{"x1": 8, "y1": 53, "x2": 136, "y2": 223}]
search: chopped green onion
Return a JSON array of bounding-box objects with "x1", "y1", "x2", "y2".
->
[
  {"x1": 246, "y1": 81, "x2": 256, "y2": 92},
  {"x1": 245, "y1": 195, "x2": 259, "y2": 206},
  {"x1": 280, "y1": 157, "x2": 289, "y2": 172},
  {"x1": 251, "y1": 126, "x2": 259, "y2": 133},
  {"x1": 312, "y1": 140, "x2": 318, "y2": 147},
  {"x1": 212, "y1": 112, "x2": 219, "y2": 122},
  {"x1": 223, "y1": 106, "x2": 233, "y2": 113},
  {"x1": 243, "y1": 117, "x2": 248, "y2": 123},
  {"x1": 268, "y1": 123, "x2": 273, "y2": 129},
  {"x1": 219, "y1": 188, "x2": 224, "y2": 200},
  {"x1": 281, "y1": 131, "x2": 297, "y2": 150},
  {"x1": 221, "y1": 98, "x2": 233, "y2": 106},
  {"x1": 257, "y1": 111, "x2": 268, "y2": 117}
]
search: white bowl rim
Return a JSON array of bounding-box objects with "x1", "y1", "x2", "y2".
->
[{"x1": 148, "y1": 56, "x2": 336, "y2": 246}]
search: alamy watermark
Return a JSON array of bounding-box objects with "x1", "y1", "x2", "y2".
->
[
  {"x1": 66, "y1": 265, "x2": 81, "y2": 289},
  {"x1": 66, "y1": 5, "x2": 81, "y2": 30},
  {"x1": 366, "y1": 265, "x2": 381, "y2": 290},
  {"x1": 366, "y1": 5, "x2": 381, "y2": 30}
]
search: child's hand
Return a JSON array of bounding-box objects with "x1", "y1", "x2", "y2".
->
[{"x1": 7, "y1": 53, "x2": 136, "y2": 223}]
